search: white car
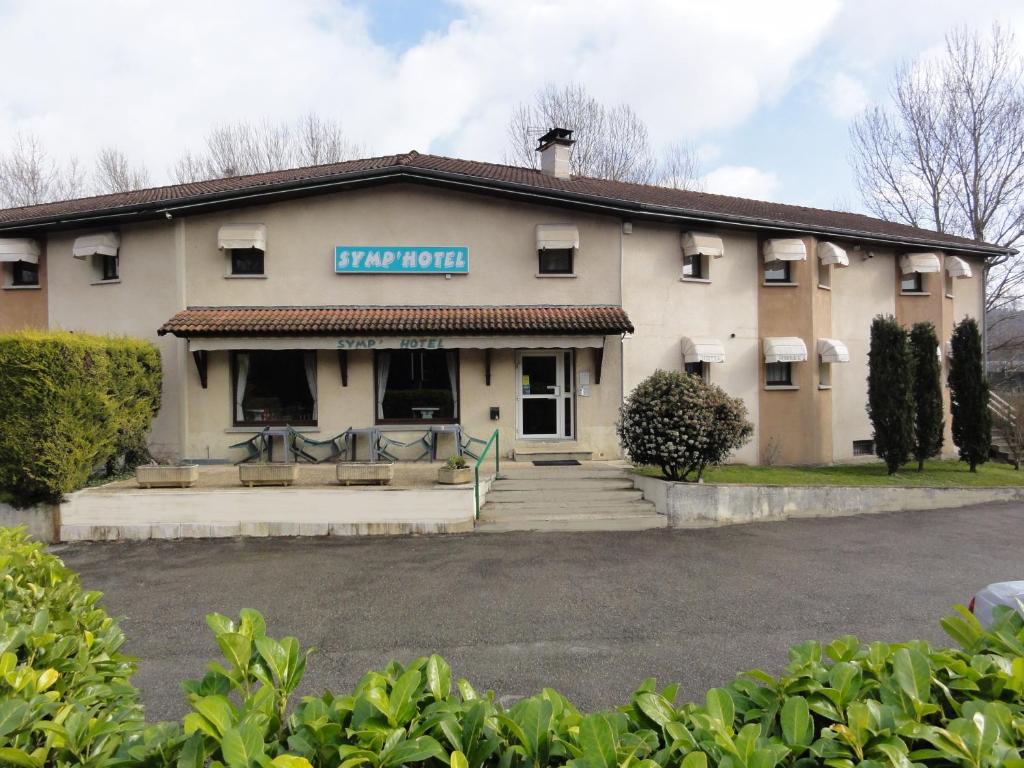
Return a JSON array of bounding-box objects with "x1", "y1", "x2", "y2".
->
[{"x1": 969, "y1": 581, "x2": 1024, "y2": 627}]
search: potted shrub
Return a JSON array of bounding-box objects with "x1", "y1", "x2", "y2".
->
[
  {"x1": 238, "y1": 463, "x2": 299, "y2": 487},
  {"x1": 336, "y1": 461, "x2": 394, "y2": 486},
  {"x1": 136, "y1": 462, "x2": 199, "y2": 488},
  {"x1": 437, "y1": 455, "x2": 472, "y2": 484}
]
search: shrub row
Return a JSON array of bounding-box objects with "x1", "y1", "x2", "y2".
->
[
  {"x1": 0, "y1": 331, "x2": 162, "y2": 503},
  {"x1": 1, "y1": 527, "x2": 1023, "y2": 767}
]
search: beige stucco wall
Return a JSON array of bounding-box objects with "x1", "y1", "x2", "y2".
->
[
  {"x1": 952, "y1": 256, "x2": 985, "y2": 328},
  {"x1": 621, "y1": 224, "x2": 759, "y2": 464},
  {"x1": 183, "y1": 184, "x2": 622, "y2": 307},
  {"x1": 831, "y1": 247, "x2": 897, "y2": 461},
  {"x1": 45, "y1": 222, "x2": 184, "y2": 459},
  {"x1": 0, "y1": 245, "x2": 48, "y2": 331},
  {"x1": 185, "y1": 342, "x2": 622, "y2": 462}
]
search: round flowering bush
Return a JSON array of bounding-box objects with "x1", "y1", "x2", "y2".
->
[{"x1": 617, "y1": 369, "x2": 753, "y2": 481}]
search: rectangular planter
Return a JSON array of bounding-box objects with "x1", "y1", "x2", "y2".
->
[
  {"x1": 337, "y1": 461, "x2": 394, "y2": 486},
  {"x1": 239, "y1": 463, "x2": 299, "y2": 487},
  {"x1": 136, "y1": 464, "x2": 199, "y2": 488},
  {"x1": 437, "y1": 467, "x2": 473, "y2": 485}
]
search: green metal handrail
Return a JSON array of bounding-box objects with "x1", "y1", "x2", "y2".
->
[{"x1": 474, "y1": 429, "x2": 500, "y2": 520}]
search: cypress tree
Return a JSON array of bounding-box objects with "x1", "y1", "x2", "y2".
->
[
  {"x1": 867, "y1": 315, "x2": 914, "y2": 475},
  {"x1": 949, "y1": 317, "x2": 991, "y2": 472},
  {"x1": 909, "y1": 322, "x2": 944, "y2": 471}
]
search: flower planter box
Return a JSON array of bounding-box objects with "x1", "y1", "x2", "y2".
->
[
  {"x1": 437, "y1": 467, "x2": 473, "y2": 485},
  {"x1": 336, "y1": 461, "x2": 394, "y2": 486},
  {"x1": 135, "y1": 464, "x2": 199, "y2": 488},
  {"x1": 238, "y1": 463, "x2": 299, "y2": 487}
]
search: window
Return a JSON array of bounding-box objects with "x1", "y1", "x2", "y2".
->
[
  {"x1": 901, "y1": 272, "x2": 924, "y2": 293},
  {"x1": 818, "y1": 262, "x2": 831, "y2": 289},
  {"x1": 232, "y1": 350, "x2": 316, "y2": 426},
  {"x1": 818, "y1": 360, "x2": 831, "y2": 387},
  {"x1": 682, "y1": 253, "x2": 704, "y2": 279},
  {"x1": 99, "y1": 254, "x2": 119, "y2": 281},
  {"x1": 684, "y1": 361, "x2": 709, "y2": 382},
  {"x1": 231, "y1": 247, "x2": 265, "y2": 276},
  {"x1": 764, "y1": 260, "x2": 791, "y2": 283},
  {"x1": 945, "y1": 271, "x2": 954, "y2": 298},
  {"x1": 853, "y1": 439, "x2": 874, "y2": 456},
  {"x1": 766, "y1": 361, "x2": 792, "y2": 386},
  {"x1": 376, "y1": 349, "x2": 459, "y2": 423},
  {"x1": 11, "y1": 261, "x2": 38, "y2": 287},
  {"x1": 538, "y1": 248, "x2": 573, "y2": 275}
]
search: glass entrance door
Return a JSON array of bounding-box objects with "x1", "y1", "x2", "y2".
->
[{"x1": 517, "y1": 351, "x2": 574, "y2": 438}]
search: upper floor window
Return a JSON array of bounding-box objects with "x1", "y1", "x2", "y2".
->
[
  {"x1": 73, "y1": 232, "x2": 121, "y2": 283},
  {"x1": 231, "y1": 247, "x2": 265, "y2": 276},
  {"x1": 680, "y1": 232, "x2": 722, "y2": 282},
  {"x1": 538, "y1": 247, "x2": 573, "y2": 275},
  {"x1": 11, "y1": 261, "x2": 38, "y2": 287},
  {"x1": 764, "y1": 260, "x2": 791, "y2": 283},
  {"x1": 901, "y1": 272, "x2": 924, "y2": 293},
  {"x1": 100, "y1": 254, "x2": 119, "y2": 281},
  {"x1": 682, "y1": 253, "x2": 703, "y2": 279},
  {"x1": 536, "y1": 224, "x2": 578, "y2": 277},
  {"x1": 766, "y1": 361, "x2": 792, "y2": 386}
]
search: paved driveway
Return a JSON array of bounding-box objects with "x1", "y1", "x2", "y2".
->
[{"x1": 58, "y1": 501, "x2": 1023, "y2": 722}]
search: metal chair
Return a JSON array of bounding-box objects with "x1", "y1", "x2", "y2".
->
[
  {"x1": 459, "y1": 430, "x2": 489, "y2": 460},
  {"x1": 376, "y1": 431, "x2": 432, "y2": 462},
  {"x1": 291, "y1": 427, "x2": 353, "y2": 464},
  {"x1": 285, "y1": 427, "x2": 321, "y2": 464},
  {"x1": 230, "y1": 431, "x2": 267, "y2": 464}
]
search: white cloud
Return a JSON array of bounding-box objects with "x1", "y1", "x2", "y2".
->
[
  {"x1": 702, "y1": 165, "x2": 780, "y2": 200},
  {"x1": 823, "y1": 72, "x2": 870, "y2": 119},
  {"x1": 0, "y1": 0, "x2": 841, "y2": 183}
]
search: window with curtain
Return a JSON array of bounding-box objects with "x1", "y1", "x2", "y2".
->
[
  {"x1": 232, "y1": 350, "x2": 316, "y2": 426},
  {"x1": 375, "y1": 349, "x2": 458, "y2": 423}
]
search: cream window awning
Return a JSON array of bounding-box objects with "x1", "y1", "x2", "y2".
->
[
  {"x1": 0, "y1": 238, "x2": 40, "y2": 264},
  {"x1": 536, "y1": 224, "x2": 579, "y2": 250},
  {"x1": 218, "y1": 224, "x2": 267, "y2": 251},
  {"x1": 946, "y1": 255, "x2": 973, "y2": 279},
  {"x1": 72, "y1": 232, "x2": 120, "y2": 259},
  {"x1": 900, "y1": 252, "x2": 941, "y2": 274},
  {"x1": 763, "y1": 337, "x2": 808, "y2": 363},
  {"x1": 681, "y1": 232, "x2": 724, "y2": 258},
  {"x1": 763, "y1": 238, "x2": 807, "y2": 262},
  {"x1": 817, "y1": 338, "x2": 850, "y2": 363},
  {"x1": 818, "y1": 241, "x2": 849, "y2": 267},
  {"x1": 681, "y1": 336, "x2": 725, "y2": 364}
]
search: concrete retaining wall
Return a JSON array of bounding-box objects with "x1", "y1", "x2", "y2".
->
[
  {"x1": 0, "y1": 501, "x2": 59, "y2": 543},
  {"x1": 631, "y1": 473, "x2": 1024, "y2": 528}
]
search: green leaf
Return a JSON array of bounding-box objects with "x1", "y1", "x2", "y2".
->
[
  {"x1": 218, "y1": 632, "x2": 253, "y2": 675},
  {"x1": 0, "y1": 747, "x2": 40, "y2": 768},
  {"x1": 382, "y1": 736, "x2": 448, "y2": 768},
  {"x1": 271, "y1": 757, "x2": 315, "y2": 768},
  {"x1": 427, "y1": 655, "x2": 452, "y2": 701},
  {"x1": 192, "y1": 695, "x2": 236, "y2": 739},
  {"x1": 221, "y1": 722, "x2": 266, "y2": 768},
  {"x1": 578, "y1": 714, "x2": 617, "y2": 768},
  {"x1": 680, "y1": 753, "x2": 708, "y2": 768},
  {"x1": 781, "y1": 696, "x2": 813, "y2": 749},
  {"x1": 177, "y1": 732, "x2": 206, "y2": 768},
  {"x1": 705, "y1": 688, "x2": 735, "y2": 728},
  {"x1": 0, "y1": 700, "x2": 28, "y2": 737},
  {"x1": 450, "y1": 750, "x2": 469, "y2": 768},
  {"x1": 636, "y1": 692, "x2": 676, "y2": 727},
  {"x1": 389, "y1": 667, "x2": 422, "y2": 725},
  {"x1": 892, "y1": 648, "x2": 932, "y2": 703}
]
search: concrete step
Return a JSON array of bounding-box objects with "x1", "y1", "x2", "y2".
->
[
  {"x1": 489, "y1": 478, "x2": 635, "y2": 491},
  {"x1": 476, "y1": 515, "x2": 666, "y2": 532},
  {"x1": 484, "y1": 489, "x2": 645, "y2": 504},
  {"x1": 480, "y1": 504, "x2": 659, "y2": 521}
]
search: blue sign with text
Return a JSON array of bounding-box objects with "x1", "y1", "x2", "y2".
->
[{"x1": 334, "y1": 246, "x2": 469, "y2": 274}]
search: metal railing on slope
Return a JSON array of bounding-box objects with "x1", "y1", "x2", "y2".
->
[{"x1": 474, "y1": 429, "x2": 499, "y2": 521}]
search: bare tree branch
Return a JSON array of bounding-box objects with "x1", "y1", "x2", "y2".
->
[
  {"x1": 656, "y1": 141, "x2": 704, "y2": 191},
  {"x1": 94, "y1": 147, "x2": 150, "y2": 194}
]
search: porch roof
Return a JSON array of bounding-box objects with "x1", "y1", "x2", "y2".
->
[{"x1": 158, "y1": 304, "x2": 634, "y2": 337}]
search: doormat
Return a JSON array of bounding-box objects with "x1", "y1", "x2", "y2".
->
[{"x1": 532, "y1": 460, "x2": 581, "y2": 466}]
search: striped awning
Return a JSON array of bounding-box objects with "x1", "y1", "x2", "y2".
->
[
  {"x1": 763, "y1": 337, "x2": 808, "y2": 363},
  {"x1": 817, "y1": 338, "x2": 850, "y2": 363},
  {"x1": 73, "y1": 232, "x2": 120, "y2": 259},
  {"x1": 763, "y1": 239, "x2": 807, "y2": 262},
  {"x1": 536, "y1": 224, "x2": 579, "y2": 250},
  {"x1": 218, "y1": 224, "x2": 267, "y2": 251},
  {"x1": 818, "y1": 242, "x2": 849, "y2": 267},
  {"x1": 900, "y1": 252, "x2": 941, "y2": 274},
  {"x1": 0, "y1": 238, "x2": 40, "y2": 264},
  {"x1": 681, "y1": 232, "x2": 724, "y2": 258},
  {"x1": 945, "y1": 256, "x2": 973, "y2": 279},
  {"x1": 681, "y1": 336, "x2": 725, "y2": 364}
]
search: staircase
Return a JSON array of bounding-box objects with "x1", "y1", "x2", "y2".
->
[
  {"x1": 989, "y1": 391, "x2": 1017, "y2": 464},
  {"x1": 476, "y1": 463, "x2": 666, "y2": 532}
]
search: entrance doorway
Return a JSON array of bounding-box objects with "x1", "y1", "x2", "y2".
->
[{"x1": 516, "y1": 350, "x2": 574, "y2": 438}]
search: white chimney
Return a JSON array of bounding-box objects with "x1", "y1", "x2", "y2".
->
[{"x1": 536, "y1": 127, "x2": 574, "y2": 179}]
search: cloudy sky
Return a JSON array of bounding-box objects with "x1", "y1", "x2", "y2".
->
[{"x1": 1, "y1": 0, "x2": 1022, "y2": 211}]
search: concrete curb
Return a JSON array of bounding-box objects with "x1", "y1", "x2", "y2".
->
[{"x1": 631, "y1": 473, "x2": 1024, "y2": 528}]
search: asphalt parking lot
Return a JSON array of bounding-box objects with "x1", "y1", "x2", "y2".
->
[{"x1": 59, "y1": 501, "x2": 1023, "y2": 722}]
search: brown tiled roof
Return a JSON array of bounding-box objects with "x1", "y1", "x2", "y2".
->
[
  {"x1": 158, "y1": 305, "x2": 633, "y2": 337},
  {"x1": 0, "y1": 151, "x2": 1006, "y2": 255}
]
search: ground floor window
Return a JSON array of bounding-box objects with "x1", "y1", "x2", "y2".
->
[
  {"x1": 376, "y1": 349, "x2": 459, "y2": 423},
  {"x1": 11, "y1": 261, "x2": 38, "y2": 286},
  {"x1": 765, "y1": 361, "x2": 792, "y2": 386},
  {"x1": 684, "y1": 361, "x2": 709, "y2": 382},
  {"x1": 901, "y1": 272, "x2": 924, "y2": 293},
  {"x1": 232, "y1": 350, "x2": 316, "y2": 426}
]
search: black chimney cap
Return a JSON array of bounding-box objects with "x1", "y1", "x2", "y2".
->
[{"x1": 537, "y1": 127, "x2": 575, "y2": 150}]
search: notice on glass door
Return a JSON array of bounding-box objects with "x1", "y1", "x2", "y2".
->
[{"x1": 521, "y1": 375, "x2": 530, "y2": 395}]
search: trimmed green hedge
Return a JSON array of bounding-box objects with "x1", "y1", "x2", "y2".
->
[
  {"x1": 0, "y1": 331, "x2": 161, "y2": 503},
  {"x1": 1, "y1": 527, "x2": 1023, "y2": 767}
]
